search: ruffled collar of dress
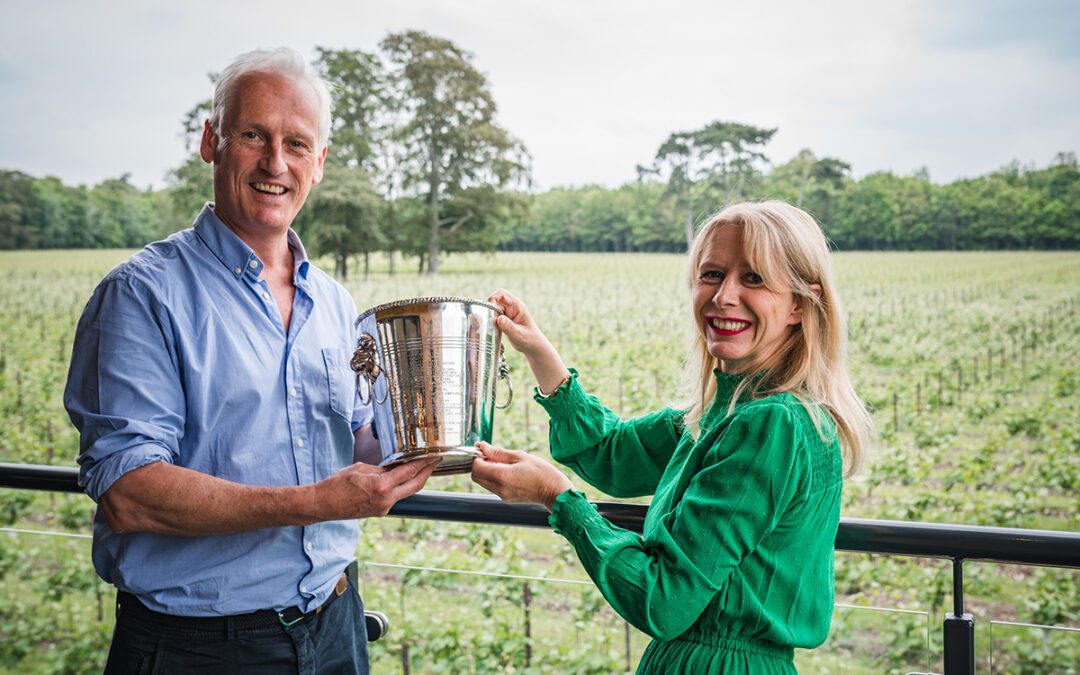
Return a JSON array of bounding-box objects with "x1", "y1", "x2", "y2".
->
[
  {"x1": 699, "y1": 369, "x2": 751, "y2": 426},
  {"x1": 712, "y1": 368, "x2": 747, "y2": 399}
]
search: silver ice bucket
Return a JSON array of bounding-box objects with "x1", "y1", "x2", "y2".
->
[{"x1": 351, "y1": 296, "x2": 513, "y2": 475}]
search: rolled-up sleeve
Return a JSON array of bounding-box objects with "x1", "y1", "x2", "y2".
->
[{"x1": 65, "y1": 274, "x2": 184, "y2": 502}]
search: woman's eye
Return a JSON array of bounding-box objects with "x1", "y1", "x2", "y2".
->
[
  {"x1": 745, "y1": 272, "x2": 764, "y2": 286},
  {"x1": 701, "y1": 270, "x2": 723, "y2": 281}
]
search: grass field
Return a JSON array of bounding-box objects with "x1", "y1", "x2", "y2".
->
[{"x1": 1, "y1": 248, "x2": 1078, "y2": 673}]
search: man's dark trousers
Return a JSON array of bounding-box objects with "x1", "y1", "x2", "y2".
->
[{"x1": 103, "y1": 565, "x2": 368, "y2": 674}]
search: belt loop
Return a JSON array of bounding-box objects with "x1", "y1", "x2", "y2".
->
[
  {"x1": 225, "y1": 613, "x2": 235, "y2": 641},
  {"x1": 346, "y1": 560, "x2": 358, "y2": 591}
]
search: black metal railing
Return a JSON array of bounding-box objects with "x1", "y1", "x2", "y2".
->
[{"x1": 3, "y1": 461, "x2": 1079, "y2": 674}]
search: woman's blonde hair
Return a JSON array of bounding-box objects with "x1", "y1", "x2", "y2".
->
[{"x1": 678, "y1": 200, "x2": 871, "y2": 476}]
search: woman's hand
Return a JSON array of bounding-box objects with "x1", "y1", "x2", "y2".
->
[
  {"x1": 488, "y1": 289, "x2": 570, "y2": 395},
  {"x1": 471, "y1": 442, "x2": 572, "y2": 511},
  {"x1": 487, "y1": 289, "x2": 549, "y2": 357}
]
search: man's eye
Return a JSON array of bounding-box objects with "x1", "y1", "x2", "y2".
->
[{"x1": 241, "y1": 131, "x2": 260, "y2": 140}]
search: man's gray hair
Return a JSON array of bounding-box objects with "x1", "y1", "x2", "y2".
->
[{"x1": 210, "y1": 47, "x2": 333, "y2": 149}]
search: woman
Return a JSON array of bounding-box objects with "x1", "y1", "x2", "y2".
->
[{"x1": 472, "y1": 200, "x2": 872, "y2": 673}]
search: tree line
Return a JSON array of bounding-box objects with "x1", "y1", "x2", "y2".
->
[
  {"x1": 2, "y1": 31, "x2": 1078, "y2": 274},
  {"x1": 505, "y1": 150, "x2": 1080, "y2": 253}
]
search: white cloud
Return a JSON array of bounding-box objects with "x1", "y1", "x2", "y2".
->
[{"x1": 0, "y1": 0, "x2": 1076, "y2": 191}]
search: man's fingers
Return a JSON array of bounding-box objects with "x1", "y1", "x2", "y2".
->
[
  {"x1": 384, "y1": 457, "x2": 440, "y2": 483},
  {"x1": 349, "y1": 462, "x2": 383, "y2": 475},
  {"x1": 383, "y1": 459, "x2": 439, "y2": 505}
]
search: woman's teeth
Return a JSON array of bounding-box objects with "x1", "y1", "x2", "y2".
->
[{"x1": 711, "y1": 319, "x2": 749, "y2": 330}]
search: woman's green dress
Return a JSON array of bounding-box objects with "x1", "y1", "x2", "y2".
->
[{"x1": 539, "y1": 369, "x2": 843, "y2": 674}]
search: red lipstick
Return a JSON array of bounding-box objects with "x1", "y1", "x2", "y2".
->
[{"x1": 706, "y1": 316, "x2": 751, "y2": 336}]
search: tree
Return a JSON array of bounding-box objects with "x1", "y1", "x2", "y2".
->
[
  {"x1": 33, "y1": 176, "x2": 90, "y2": 247},
  {"x1": 646, "y1": 121, "x2": 776, "y2": 250},
  {"x1": 301, "y1": 157, "x2": 385, "y2": 280},
  {"x1": 380, "y1": 30, "x2": 530, "y2": 275},
  {"x1": 0, "y1": 170, "x2": 42, "y2": 249},
  {"x1": 168, "y1": 154, "x2": 214, "y2": 219},
  {"x1": 316, "y1": 48, "x2": 392, "y2": 170},
  {"x1": 87, "y1": 176, "x2": 158, "y2": 247},
  {"x1": 170, "y1": 85, "x2": 215, "y2": 220},
  {"x1": 830, "y1": 172, "x2": 898, "y2": 249},
  {"x1": 315, "y1": 48, "x2": 398, "y2": 274}
]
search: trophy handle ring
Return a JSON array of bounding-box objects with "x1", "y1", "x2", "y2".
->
[
  {"x1": 351, "y1": 333, "x2": 388, "y2": 406},
  {"x1": 495, "y1": 354, "x2": 513, "y2": 410}
]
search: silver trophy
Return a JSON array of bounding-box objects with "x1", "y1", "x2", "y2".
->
[{"x1": 351, "y1": 297, "x2": 513, "y2": 475}]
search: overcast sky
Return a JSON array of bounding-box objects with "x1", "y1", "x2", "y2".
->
[{"x1": 1, "y1": 0, "x2": 1078, "y2": 192}]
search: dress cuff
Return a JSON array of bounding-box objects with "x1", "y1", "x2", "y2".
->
[
  {"x1": 534, "y1": 368, "x2": 583, "y2": 418},
  {"x1": 548, "y1": 488, "x2": 595, "y2": 537}
]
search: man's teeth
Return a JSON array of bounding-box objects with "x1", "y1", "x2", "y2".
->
[
  {"x1": 711, "y1": 319, "x2": 749, "y2": 331},
  {"x1": 253, "y1": 183, "x2": 286, "y2": 195}
]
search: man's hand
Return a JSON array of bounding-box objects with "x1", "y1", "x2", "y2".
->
[
  {"x1": 313, "y1": 457, "x2": 441, "y2": 520},
  {"x1": 471, "y1": 442, "x2": 572, "y2": 511}
]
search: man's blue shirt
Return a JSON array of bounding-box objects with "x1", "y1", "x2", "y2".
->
[{"x1": 65, "y1": 204, "x2": 372, "y2": 616}]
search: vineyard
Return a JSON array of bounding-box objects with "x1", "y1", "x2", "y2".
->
[{"x1": 1, "y1": 249, "x2": 1077, "y2": 674}]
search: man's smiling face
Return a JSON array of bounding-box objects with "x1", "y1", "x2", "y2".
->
[{"x1": 200, "y1": 70, "x2": 325, "y2": 238}]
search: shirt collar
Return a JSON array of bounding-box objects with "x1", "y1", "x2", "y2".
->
[
  {"x1": 193, "y1": 203, "x2": 309, "y2": 282},
  {"x1": 286, "y1": 227, "x2": 310, "y2": 281}
]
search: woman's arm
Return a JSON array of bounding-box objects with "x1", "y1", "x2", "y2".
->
[
  {"x1": 549, "y1": 403, "x2": 808, "y2": 641},
  {"x1": 538, "y1": 371, "x2": 683, "y2": 498},
  {"x1": 489, "y1": 289, "x2": 682, "y2": 495}
]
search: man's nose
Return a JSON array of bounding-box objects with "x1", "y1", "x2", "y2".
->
[{"x1": 260, "y1": 142, "x2": 287, "y2": 176}]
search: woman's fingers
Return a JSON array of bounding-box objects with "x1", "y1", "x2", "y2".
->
[
  {"x1": 489, "y1": 289, "x2": 531, "y2": 325},
  {"x1": 475, "y1": 441, "x2": 523, "y2": 464}
]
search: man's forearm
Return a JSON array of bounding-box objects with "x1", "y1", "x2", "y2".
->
[{"x1": 99, "y1": 461, "x2": 320, "y2": 536}]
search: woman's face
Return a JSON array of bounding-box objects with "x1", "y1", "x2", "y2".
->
[{"x1": 692, "y1": 226, "x2": 803, "y2": 374}]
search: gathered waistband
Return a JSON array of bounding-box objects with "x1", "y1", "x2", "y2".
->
[{"x1": 672, "y1": 632, "x2": 794, "y2": 660}]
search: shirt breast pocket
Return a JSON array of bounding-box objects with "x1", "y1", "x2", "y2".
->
[{"x1": 322, "y1": 347, "x2": 356, "y2": 422}]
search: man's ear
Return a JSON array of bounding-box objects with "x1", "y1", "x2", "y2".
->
[
  {"x1": 311, "y1": 145, "x2": 327, "y2": 185},
  {"x1": 199, "y1": 120, "x2": 217, "y2": 164}
]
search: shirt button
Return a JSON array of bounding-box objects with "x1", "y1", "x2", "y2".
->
[
  {"x1": 297, "y1": 438, "x2": 304, "y2": 447},
  {"x1": 233, "y1": 267, "x2": 242, "y2": 275},
  {"x1": 290, "y1": 388, "x2": 298, "y2": 398},
  {"x1": 249, "y1": 260, "x2": 258, "y2": 269},
  {"x1": 306, "y1": 542, "x2": 313, "y2": 551},
  {"x1": 300, "y1": 585, "x2": 307, "y2": 593},
  {"x1": 262, "y1": 292, "x2": 271, "y2": 301}
]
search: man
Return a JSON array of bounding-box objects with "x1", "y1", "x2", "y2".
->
[{"x1": 64, "y1": 48, "x2": 438, "y2": 674}]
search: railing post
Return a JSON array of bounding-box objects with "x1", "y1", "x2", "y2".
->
[{"x1": 943, "y1": 558, "x2": 975, "y2": 675}]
